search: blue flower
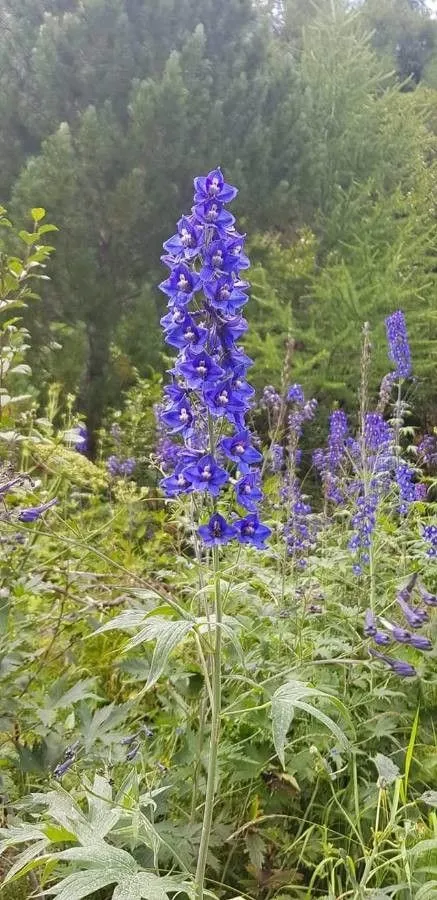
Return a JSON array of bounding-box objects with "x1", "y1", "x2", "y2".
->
[
  {"x1": 193, "y1": 168, "x2": 238, "y2": 204},
  {"x1": 182, "y1": 454, "x2": 229, "y2": 497},
  {"x1": 397, "y1": 594, "x2": 428, "y2": 628},
  {"x1": 423, "y1": 524, "x2": 437, "y2": 558},
  {"x1": 18, "y1": 498, "x2": 58, "y2": 522},
  {"x1": 164, "y1": 315, "x2": 208, "y2": 351},
  {"x1": 176, "y1": 349, "x2": 224, "y2": 390},
  {"x1": 220, "y1": 429, "x2": 263, "y2": 472},
  {"x1": 194, "y1": 199, "x2": 235, "y2": 231},
  {"x1": 163, "y1": 215, "x2": 203, "y2": 261},
  {"x1": 234, "y1": 514, "x2": 271, "y2": 549},
  {"x1": 235, "y1": 473, "x2": 263, "y2": 511},
  {"x1": 203, "y1": 380, "x2": 247, "y2": 424},
  {"x1": 160, "y1": 399, "x2": 195, "y2": 435},
  {"x1": 385, "y1": 309, "x2": 412, "y2": 379},
  {"x1": 198, "y1": 513, "x2": 237, "y2": 546},
  {"x1": 204, "y1": 275, "x2": 248, "y2": 315},
  {"x1": 369, "y1": 648, "x2": 417, "y2": 678},
  {"x1": 161, "y1": 466, "x2": 193, "y2": 497},
  {"x1": 159, "y1": 263, "x2": 201, "y2": 306},
  {"x1": 418, "y1": 583, "x2": 437, "y2": 607}
]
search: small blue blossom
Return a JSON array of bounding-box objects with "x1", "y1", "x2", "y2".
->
[
  {"x1": 234, "y1": 514, "x2": 271, "y2": 549},
  {"x1": 182, "y1": 454, "x2": 229, "y2": 497},
  {"x1": 385, "y1": 309, "x2": 412, "y2": 379},
  {"x1": 369, "y1": 648, "x2": 417, "y2": 678},
  {"x1": 198, "y1": 513, "x2": 237, "y2": 547},
  {"x1": 18, "y1": 498, "x2": 58, "y2": 522},
  {"x1": 235, "y1": 473, "x2": 263, "y2": 512},
  {"x1": 220, "y1": 429, "x2": 263, "y2": 472}
]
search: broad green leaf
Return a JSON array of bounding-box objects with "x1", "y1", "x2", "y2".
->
[
  {"x1": 31, "y1": 207, "x2": 46, "y2": 222},
  {"x1": 47, "y1": 869, "x2": 119, "y2": 899},
  {"x1": 54, "y1": 842, "x2": 137, "y2": 873},
  {"x1": 374, "y1": 753, "x2": 400, "y2": 787},
  {"x1": 93, "y1": 610, "x2": 148, "y2": 635},
  {"x1": 1, "y1": 839, "x2": 48, "y2": 884},
  {"x1": 146, "y1": 620, "x2": 194, "y2": 687},
  {"x1": 271, "y1": 681, "x2": 350, "y2": 765},
  {"x1": 112, "y1": 871, "x2": 177, "y2": 899}
]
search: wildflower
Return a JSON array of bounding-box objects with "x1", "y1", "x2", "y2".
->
[
  {"x1": 18, "y1": 498, "x2": 58, "y2": 522},
  {"x1": 417, "y1": 434, "x2": 437, "y2": 469},
  {"x1": 197, "y1": 513, "x2": 237, "y2": 547},
  {"x1": 270, "y1": 443, "x2": 284, "y2": 473},
  {"x1": 364, "y1": 609, "x2": 377, "y2": 637},
  {"x1": 369, "y1": 648, "x2": 417, "y2": 678},
  {"x1": 54, "y1": 757, "x2": 75, "y2": 779},
  {"x1": 74, "y1": 425, "x2": 88, "y2": 454},
  {"x1": 158, "y1": 167, "x2": 269, "y2": 548},
  {"x1": 397, "y1": 594, "x2": 429, "y2": 629},
  {"x1": 385, "y1": 310, "x2": 412, "y2": 379},
  {"x1": 417, "y1": 583, "x2": 437, "y2": 607},
  {"x1": 423, "y1": 524, "x2": 437, "y2": 558},
  {"x1": 396, "y1": 463, "x2": 416, "y2": 514},
  {"x1": 234, "y1": 514, "x2": 272, "y2": 549}
]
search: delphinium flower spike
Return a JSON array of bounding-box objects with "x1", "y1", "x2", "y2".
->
[{"x1": 158, "y1": 167, "x2": 270, "y2": 548}]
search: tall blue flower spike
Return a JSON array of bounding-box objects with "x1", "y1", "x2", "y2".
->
[{"x1": 158, "y1": 167, "x2": 270, "y2": 550}]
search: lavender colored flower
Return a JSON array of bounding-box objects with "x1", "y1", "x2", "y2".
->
[
  {"x1": 74, "y1": 425, "x2": 88, "y2": 454},
  {"x1": 397, "y1": 594, "x2": 429, "y2": 629},
  {"x1": 18, "y1": 498, "x2": 58, "y2": 522},
  {"x1": 193, "y1": 167, "x2": 238, "y2": 205},
  {"x1": 288, "y1": 384, "x2": 305, "y2": 405},
  {"x1": 385, "y1": 310, "x2": 412, "y2": 379},
  {"x1": 417, "y1": 434, "x2": 437, "y2": 469},
  {"x1": 418, "y1": 583, "x2": 437, "y2": 607},
  {"x1": 220, "y1": 430, "x2": 263, "y2": 472},
  {"x1": 198, "y1": 513, "x2": 237, "y2": 547},
  {"x1": 423, "y1": 524, "x2": 437, "y2": 558},
  {"x1": 414, "y1": 483, "x2": 428, "y2": 501},
  {"x1": 408, "y1": 634, "x2": 433, "y2": 651},
  {"x1": 369, "y1": 648, "x2": 417, "y2": 678},
  {"x1": 373, "y1": 631, "x2": 392, "y2": 646},
  {"x1": 270, "y1": 442, "x2": 284, "y2": 473},
  {"x1": 364, "y1": 609, "x2": 377, "y2": 637},
  {"x1": 396, "y1": 463, "x2": 416, "y2": 515}
]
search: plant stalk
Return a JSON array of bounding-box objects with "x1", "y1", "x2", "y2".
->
[{"x1": 195, "y1": 543, "x2": 222, "y2": 900}]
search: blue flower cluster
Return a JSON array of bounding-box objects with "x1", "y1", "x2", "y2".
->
[
  {"x1": 348, "y1": 412, "x2": 394, "y2": 573},
  {"x1": 281, "y1": 385, "x2": 318, "y2": 567},
  {"x1": 313, "y1": 409, "x2": 349, "y2": 504},
  {"x1": 417, "y1": 433, "x2": 437, "y2": 469},
  {"x1": 364, "y1": 576, "x2": 435, "y2": 677},
  {"x1": 423, "y1": 524, "x2": 437, "y2": 558},
  {"x1": 385, "y1": 310, "x2": 412, "y2": 380},
  {"x1": 107, "y1": 456, "x2": 136, "y2": 478},
  {"x1": 158, "y1": 168, "x2": 270, "y2": 550}
]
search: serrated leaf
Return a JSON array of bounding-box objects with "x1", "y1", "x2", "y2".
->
[
  {"x1": 374, "y1": 753, "x2": 400, "y2": 787},
  {"x1": 54, "y1": 842, "x2": 137, "y2": 873},
  {"x1": 146, "y1": 620, "x2": 194, "y2": 687},
  {"x1": 245, "y1": 831, "x2": 266, "y2": 869},
  {"x1": 272, "y1": 699, "x2": 295, "y2": 768}
]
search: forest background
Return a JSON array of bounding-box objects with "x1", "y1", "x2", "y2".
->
[{"x1": 2, "y1": 0, "x2": 437, "y2": 447}]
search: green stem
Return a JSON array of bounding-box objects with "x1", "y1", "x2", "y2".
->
[{"x1": 195, "y1": 544, "x2": 222, "y2": 900}]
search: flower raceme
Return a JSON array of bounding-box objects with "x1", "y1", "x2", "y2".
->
[{"x1": 158, "y1": 167, "x2": 270, "y2": 550}]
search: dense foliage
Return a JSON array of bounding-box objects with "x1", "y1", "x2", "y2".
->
[{"x1": 1, "y1": 3, "x2": 437, "y2": 900}]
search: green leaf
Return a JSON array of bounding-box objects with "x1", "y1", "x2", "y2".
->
[
  {"x1": 93, "y1": 610, "x2": 148, "y2": 635},
  {"x1": 271, "y1": 681, "x2": 351, "y2": 765},
  {"x1": 112, "y1": 872, "x2": 177, "y2": 899},
  {"x1": 420, "y1": 790, "x2": 437, "y2": 808},
  {"x1": 374, "y1": 753, "x2": 400, "y2": 788},
  {"x1": 31, "y1": 208, "x2": 46, "y2": 222},
  {"x1": 1, "y1": 839, "x2": 48, "y2": 884},
  {"x1": 47, "y1": 869, "x2": 119, "y2": 899},
  {"x1": 145, "y1": 620, "x2": 194, "y2": 687}
]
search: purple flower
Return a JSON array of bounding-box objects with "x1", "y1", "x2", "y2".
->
[
  {"x1": 408, "y1": 635, "x2": 433, "y2": 651},
  {"x1": 159, "y1": 262, "x2": 201, "y2": 306},
  {"x1": 203, "y1": 275, "x2": 248, "y2": 315},
  {"x1": 364, "y1": 609, "x2": 377, "y2": 637},
  {"x1": 161, "y1": 467, "x2": 193, "y2": 497},
  {"x1": 194, "y1": 199, "x2": 235, "y2": 231},
  {"x1": 176, "y1": 349, "x2": 224, "y2": 390},
  {"x1": 163, "y1": 215, "x2": 203, "y2": 261},
  {"x1": 396, "y1": 463, "x2": 416, "y2": 514},
  {"x1": 74, "y1": 425, "x2": 88, "y2": 454},
  {"x1": 203, "y1": 380, "x2": 247, "y2": 424},
  {"x1": 423, "y1": 524, "x2": 437, "y2": 558},
  {"x1": 164, "y1": 315, "x2": 208, "y2": 351},
  {"x1": 270, "y1": 442, "x2": 284, "y2": 473},
  {"x1": 182, "y1": 454, "x2": 229, "y2": 497},
  {"x1": 160, "y1": 399, "x2": 195, "y2": 435},
  {"x1": 374, "y1": 631, "x2": 391, "y2": 646},
  {"x1": 369, "y1": 648, "x2": 417, "y2": 678},
  {"x1": 418, "y1": 583, "x2": 437, "y2": 607},
  {"x1": 234, "y1": 514, "x2": 271, "y2": 549},
  {"x1": 18, "y1": 498, "x2": 58, "y2": 522},
  {"x1": 220, "y1": 429, "x2": 263, "y2": 473},
  {"x1": 235, "y1": 473, "x2": 263, "y2": 511},
  {"x1": 417, "y1": 434, "x2": 437, "y2": 469},
  {"x1": 397, "y1": 595, "x2": 428, "y2": 629},
  {"x1": 288, "y1": 384, "x2": 305, "y2": 405},
  {"x1": 193, "y1": 167, "x2": 238, "y2": 204},
  {"x1": 385, "y1": 310, "x2": 412, "y2": 379},
  {"x1": 198, "y1": 513, "x2": 237, "y2": 547}
]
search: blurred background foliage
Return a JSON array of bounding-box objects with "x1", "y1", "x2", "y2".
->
[{"x1": 1, "y1": 0, "x2": 437, "y2": 444}]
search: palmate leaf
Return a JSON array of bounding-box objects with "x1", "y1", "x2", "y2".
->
[
  {"x1": 46, "y1": 868, "x2": 122, "y2": 900},
  {"x1": 111, "y1": 872, "x2": 181, "y2": 899},
  {"x1": 271, "y1": 681, "x2": 351, "y2": 767}
]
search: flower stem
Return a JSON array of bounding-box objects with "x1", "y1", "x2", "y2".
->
[{"x1": 195, "y1": 543, "x2": 222, "y2": 900}]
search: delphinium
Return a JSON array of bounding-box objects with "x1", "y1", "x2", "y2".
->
[
  {"x1": 281, "y1": 385, "x2": 318, "y2": 570},
  {"x1": 313, "y1": 409, "x2": 350, "y2": 507},
  {"x1": 157, "y1": 167, "x2": 270, "y2": 899},
  {"x1": 106, "y1": 422, "x2": 137, "y2": 479},
  {"x1": 364, "y1": 574, "x2": 434, "y2": 678}
]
